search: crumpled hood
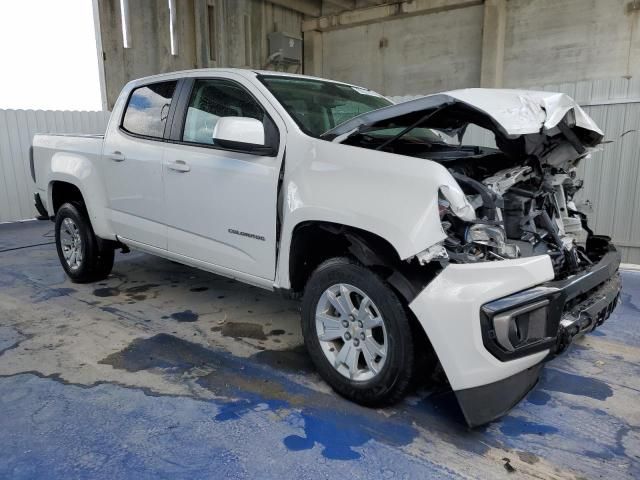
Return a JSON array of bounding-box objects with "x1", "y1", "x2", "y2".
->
[
  {"x1": 322, "y1": 88, "x2": 603, "y2": 149},
  {"x1": 445, "y1": 88, "x2": 602, "y2": 137}
]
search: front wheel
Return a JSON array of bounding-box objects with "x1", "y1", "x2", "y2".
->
[
  {"x1": 301, "y1": 257, "x2": 415, "y2": 406},
  {"x1": 55, "y1": 202, "x2": 114, "y2": 283}
]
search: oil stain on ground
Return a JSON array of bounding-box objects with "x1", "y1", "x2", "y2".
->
[
  {"x1": 219, "y1": 322, "x2": 267, "y2": 340},
  {"x1": 93, "y1": 287, "x2": 120, "y2": 297},
  {"x1": 190, "y1": 286, "x2": 209, "y2": 292},
  {"x1": 169, "y1": 310, "x2": 199, "y2": 322},
  {"x1": 251, "y1": 345, "x2": 314, "y2": 374},
  {"x1": 125, "y1": 284, "x2": 160, "y2": 294}
]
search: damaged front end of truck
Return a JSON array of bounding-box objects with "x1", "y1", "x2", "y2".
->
[
  {"x1": 324, "y1": 89, "x2": 622, "y2": 426},
  {"x1": 323, "y1": 89, "x2": 611, "y2": 277}
]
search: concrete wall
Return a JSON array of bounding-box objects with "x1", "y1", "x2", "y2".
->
[
  {"x1": 95, "y1": 0, "x2": 303, "y2": 109},
  {"x1": 304, "y1": 0, "x2": 640, "y2": 96},
  {"x1": 503, "y1": 0, "x2": 640, "y2": 87},
  {"x1": 320, "y1": 5, "x2": 484, "y2": 95},
  {"x1": 96, "y1": 0, "x2": 640, "y2": 100},
  {"x1": 96, "y1": 0, "x2": 198, "y2": 110}
]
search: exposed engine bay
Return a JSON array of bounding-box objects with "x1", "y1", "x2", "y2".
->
[
  {"x1": 324, "y1": 90, "x2": 610, "y2": 280},
  {"x1": 435, "y1": 147, "x2": 604, "y2": 279}
]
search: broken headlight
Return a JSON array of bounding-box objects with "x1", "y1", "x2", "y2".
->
[
  {"x1": 465, "y1": 224, "x2": 519, "y2": 259},
  {"x1": 422, "y1": 189, "x2": 521, "y2": 265},
  {"x1": 438, "y1": 195, "x2": 520, "y2": 262}
]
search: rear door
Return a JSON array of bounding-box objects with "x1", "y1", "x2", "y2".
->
[
  {"x1": 162, "y1": 74, "x2": 284, "y2": 280},
  {"x1": 102, "y1": 80, "x2": 179, "y2": 249}
]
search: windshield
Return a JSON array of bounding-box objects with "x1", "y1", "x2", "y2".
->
[{"x1": 259, "y1": 75, "x2": 392, "y2": 138}]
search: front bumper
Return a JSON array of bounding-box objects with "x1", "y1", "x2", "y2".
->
[
  {"x1": 409, "y1": 244, "x2": 621, "y2": 427},
  {"x1": 480, "y1": 247, "x2": 621, "y2": 361}
]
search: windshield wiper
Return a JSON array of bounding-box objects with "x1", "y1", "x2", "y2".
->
[{"x1": 373, "y1": 105, "x2": 449, "y2": 151}]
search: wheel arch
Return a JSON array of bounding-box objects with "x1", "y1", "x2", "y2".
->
[
  {"x1": 286, "y1": 220, "x2": 442, "y2": 372},
  {"x1": 47, "y1": 176, "x2": 116, "y2": 241},
  {"x1": 49, "y1": 180, "x2": 85, "y2": 215}
]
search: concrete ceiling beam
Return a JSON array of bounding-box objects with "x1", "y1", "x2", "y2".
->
[
  {"x1": 323, "y1": 0, "x2": 357, "y2": 11},
  {"x1": 267, "y1": 0, "x2": 322, "y2": 17},
  {"x1": 302, "y1": 0, "x2": 483, "y2": 32}
]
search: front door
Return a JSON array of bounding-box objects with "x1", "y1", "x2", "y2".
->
[{"x1": 162, "y1": 76, "x2": 284, "y2": 280}]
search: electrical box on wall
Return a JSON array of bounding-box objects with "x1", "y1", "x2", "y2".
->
[{"x1": 268, "y1": 32, "x2": 302, "y2": 64}]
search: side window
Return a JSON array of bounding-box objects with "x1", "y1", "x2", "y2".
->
[
  {"x1": 182, "y1": 79, "x2": 265, "y2": 145},
  {"x1": 122, "y1": 81, "x2": 177, "y2": 138}
]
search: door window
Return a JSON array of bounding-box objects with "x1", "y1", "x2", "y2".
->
[
  {"x1": 182, "y1": 79, "x2": 265, "y2": 145},
  {"x1": 122, "y1": 81, "x2": 177, "y2": 138}
]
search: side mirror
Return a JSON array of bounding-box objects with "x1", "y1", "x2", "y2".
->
[{"x1": 212, "y1": 116, "x2": 273, "y2": 154}]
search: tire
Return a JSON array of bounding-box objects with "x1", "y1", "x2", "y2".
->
[
  {"x1": 301, "y1": 257, "x2": 415, "y2": 406},
  {"x1": 55, "y1": 202, "x2": 114, "y2": 283}
]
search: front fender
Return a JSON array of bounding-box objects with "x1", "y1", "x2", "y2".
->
[{"x1": 275, "y1": 138, "x2": 471, "y2": 288}]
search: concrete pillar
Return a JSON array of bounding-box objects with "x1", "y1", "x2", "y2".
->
[
  {"x1": 92, "y1": 0, "x2": 109, "y2": 111},
  {"x1": 303, "y1": 29, "x2": 323, "y2": 76},
  {"x1": 194, "y1": 0, "x2": 210, "y2": 68},
  {"x1": 480, "y1": 0, "x2": 506, "y2": 88}
]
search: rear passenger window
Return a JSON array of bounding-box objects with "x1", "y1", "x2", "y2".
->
[
  {"x1": 122, "y1": 81, "x2": 177, "y2": 138},
  {"x1": 182, "y1": 79, "x2": 265, "y2": 145}
]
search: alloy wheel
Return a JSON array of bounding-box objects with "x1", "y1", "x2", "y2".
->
[{"x1": 315, "y1": 283, "x2": 388, "y2": 381}]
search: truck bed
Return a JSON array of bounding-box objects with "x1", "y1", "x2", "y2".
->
[{"x1": 31, "y1": 133, "x2": 105, "y2": 212}]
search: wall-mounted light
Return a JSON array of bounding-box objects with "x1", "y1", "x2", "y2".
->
[{"x1": 120, "y1": 0, "x2": 131, "y2": 48}]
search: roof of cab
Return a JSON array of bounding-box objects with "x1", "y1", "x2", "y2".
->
[{"x1": 126, "y1": 68, "x2": 365, "y2": 90}]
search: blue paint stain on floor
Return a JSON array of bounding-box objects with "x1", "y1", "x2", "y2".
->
[
  {"x1": 100, "y1": 333, "x2": 423, "y2": 461},
  {"x1": 284, "y1": 410, "x2": 376, "y2": 460},
  {"x1": 498, "y1": 416, "x2": 559, "y2": 437},
  {"x1": 539, "y1": 368, "x2": 613, "y2": 401},
  {"x1": 282, "y1": 407, "x2": 419, "y2": 461},
  {"x1": 0, "y1": 326, "x2": 26, "y2": 354},
  {"x1": 0, "y1": 374, "x2": 457, "y2": 480},
  {"x1": 525, "y1": 389, "x2": 551, "y2": 406},
  {"x1": 209, "y1": 391, "x2": 288, "y2": 422}
]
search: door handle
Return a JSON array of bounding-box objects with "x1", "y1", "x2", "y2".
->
[
  {"x1": 167, "y1": 160, "x2": 190, "y2": 172},
  {"x1": 108, "y1": 151, "x2": 125, "y2": 162}
]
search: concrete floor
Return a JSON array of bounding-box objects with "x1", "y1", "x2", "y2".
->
[{"x1": 1, "y1": 220, "x2": 639, "y2": 479}]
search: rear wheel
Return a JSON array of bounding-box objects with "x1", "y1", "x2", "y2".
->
[
  {"x1": 301, "y1": 257, "x2": 415, "y2": 406},
  {"x1": 55, "y1": 202, "x2": 114, "y2": 283}
]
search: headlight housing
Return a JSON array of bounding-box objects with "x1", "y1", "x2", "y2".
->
[{"x1": 465, "y1": 224, "x2": 519, "y2": 259}]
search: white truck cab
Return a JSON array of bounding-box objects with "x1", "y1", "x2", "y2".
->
[{"x1": 32, "y1": 69, "x2": 621, "y2": 426}]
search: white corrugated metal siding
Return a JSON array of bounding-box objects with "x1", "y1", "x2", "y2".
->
[
  {"x1": 538, "y1": 79, "x2": 640, "y2": 264},
  {"x1": 0, "y1": 110, "x2": 110, "y2": 223},
  {"x1": 390, "y1": 77, "x2": 640, "y2": 263}
]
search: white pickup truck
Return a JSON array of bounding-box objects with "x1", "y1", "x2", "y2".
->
[{"x1": 32, "y1": 69, "x2": 621, "y2": 426}]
